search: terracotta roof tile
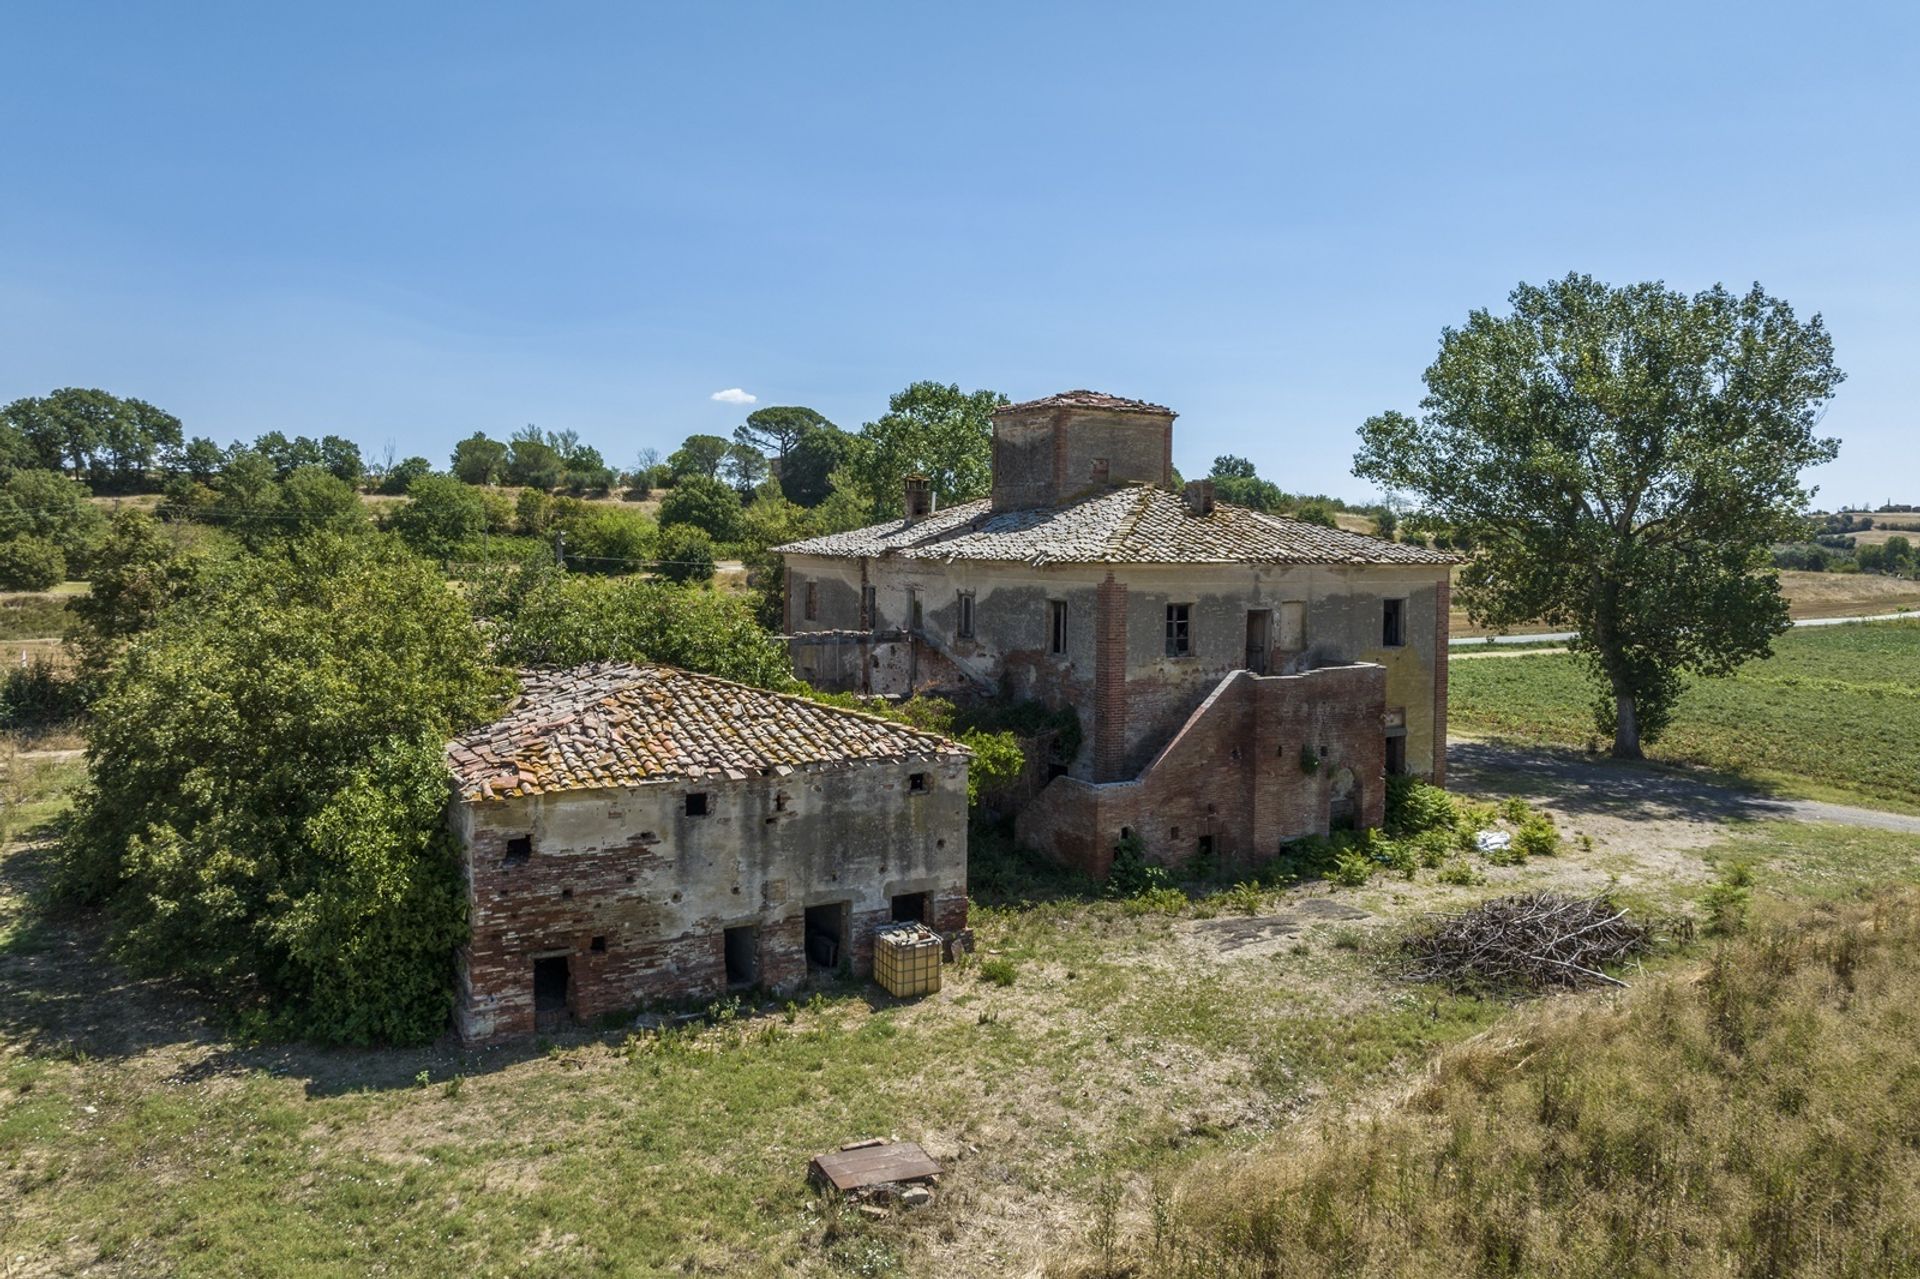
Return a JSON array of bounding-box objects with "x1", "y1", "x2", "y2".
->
[
  {"x1": 994, "y1": 389, "x2": 1175, "y2": 416},
  {"x1": 447, "y1": 663, "x2": 966, "y2": 802},
  {"x1": 777, "y1": 485, "x2": 1456, "y2": 567}
]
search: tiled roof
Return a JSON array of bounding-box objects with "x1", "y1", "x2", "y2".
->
[
  {"x1": 446, "y1": 662, "x2": 965, "y2": 802},
  {"x1": 995, "y1": 389, "x2": 1175, "y2": 416},
  {"x1": 777, "y1": 485, "x2": 1456, "y2": 567}
]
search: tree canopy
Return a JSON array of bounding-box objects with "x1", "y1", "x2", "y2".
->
[
  {"x1": 60, "y1": 534, "x2": 511, "y2": 1044},
  {"x1": 1355, "y1": 275, "x2": 1843, "y2": 757},
  {"x1": 843, "y1": 381, "x2": 1005, "y2": 518}
]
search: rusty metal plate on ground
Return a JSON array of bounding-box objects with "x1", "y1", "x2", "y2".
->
[{"x1": 810, "y1": 1141, "x2": 941, "y2": 1192}]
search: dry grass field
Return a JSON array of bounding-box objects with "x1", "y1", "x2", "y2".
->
[{"x1": 1450, "y1": 567, "x2": 1920, "y2": 636}]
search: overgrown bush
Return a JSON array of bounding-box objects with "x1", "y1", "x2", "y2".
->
[
  {"x1": 1702, "y1": 860, "x2": 1755, "y2": 935},
  {"x1": 59, "y1": 533, "x2": 511, "y2": 1045},
  {"x1": 1108, "y1": 830, "x2": 1174, "y2": 898},
  {"x1": 1384, "y1": 774, "x2": 1455, "y2": 836},
  {"x1": 1513, "y1": 812, "x2": 1561, "y2": 857},
  {"x1": 652, "y1": 524, "x2": 716, "y2": 584},
  {"x1": 978, "y1": 957, "x2": 1017, "y2": 987},
  {"x1": 0, "y1": 536, "x2": 66, "y2": 590},
  {"x1": 0, "y1": 654, "x2": 85, "y2": 729},
  {"x1": 1328, "y1": 848, "x2": 1375, "y2": 887}
]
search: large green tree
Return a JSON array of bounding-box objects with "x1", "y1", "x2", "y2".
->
[
  {"x1": 1356, "y1": 275, "x2": 1843, "y2": 758},
  {"x1": 0, "y1": 468, "x2": 106, "y2": 572},
  {"x1": 778, "y1": 421, "x2": 851, "y2": 507},
  {"x1": 0, "y1": 388, "x2": 183, "y2": 486},
  {"x1": 60, "y1": 534, "x2": 511, "y2": 1044},
  {"x1": 844, "y1": 381, "x2": 1005, "y2": 518}
]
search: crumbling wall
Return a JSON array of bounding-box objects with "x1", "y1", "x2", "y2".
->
[
  {"x1": 455, "y1": 756, "x2": 969, "y2": 1042},
  {"x1": 1015, "y1": 664, "x2": 1387, "y2": 878}
]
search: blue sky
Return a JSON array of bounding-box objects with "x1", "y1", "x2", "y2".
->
[{"x1": 2, "y1": 2, "x2": 1914, "y2": 504}]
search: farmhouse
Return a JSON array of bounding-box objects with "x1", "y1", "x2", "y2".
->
[
  {"x1": 444, "y1": 662, "x2": 969, "y2": 1043},
  {"x1": 778, "y1": 390, "x2": 1456, "y2": 878}
]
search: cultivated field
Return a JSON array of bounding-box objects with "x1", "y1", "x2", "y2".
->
[
  {"x1": 1448, "y1": 619, "x2": 1920, "y2": 811},
  {"x1": 1449, "y1": 569, "x2": 1920, "y2": 637},
  {"x1": 7, "y1": 729, "x2": 1920, "y2": 1275}
]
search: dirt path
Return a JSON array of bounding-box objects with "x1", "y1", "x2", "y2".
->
[
  {"x1": 1449, "y1": 646, "x2": 1569, "y2": 659},
  {"x1": 1449, "y1": 739, "x2": 1920, "y2": 835}
]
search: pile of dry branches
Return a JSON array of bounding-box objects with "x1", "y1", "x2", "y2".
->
[{"x1": 1401, "y1": 892, "x2": 1655, "y2": 991}]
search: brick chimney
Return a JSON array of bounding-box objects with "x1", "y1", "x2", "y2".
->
[
  {"x1": 1183, "y1": 478, "x2": 1216, "y2": 515},
  {"x1": 902, "y1": 474, "x2": 934, "y2": 522}
]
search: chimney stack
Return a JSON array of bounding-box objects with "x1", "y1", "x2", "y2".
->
[
  {"x1": 903, "y1": 474, "x2": 934, "y2": 522},
  {"x1": 1183, "y1": 478, "x2": 1216, "y2": 515}
]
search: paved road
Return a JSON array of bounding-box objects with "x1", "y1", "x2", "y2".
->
[
  {"x1": 1450, "y1": 610, "x2": 1916, "y2": 648},
  {"x1": 1449, "y1": 739, "x2": 1920, "y2": 834}
]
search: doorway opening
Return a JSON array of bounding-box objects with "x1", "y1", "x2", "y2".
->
[
  {"x1": 805, "y1": 901, "x2": 851, "y2": 971},
  {"x1": 890, "y1": 892, "x2": 930, "y2": 925},
  {"x1": 1244, "y1": 609, "x2": 1272, "y2": 674},
  {"x1": 724, "y1": 925, "x2": 759, "y2": 988},
  {"x1": 533, "y1": 955, "x2": 571, "y2": 1032},
  {"x1": 1386, "y1": 734, "x2": 1408, "y2": 776}
]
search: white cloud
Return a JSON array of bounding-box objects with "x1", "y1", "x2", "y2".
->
[{"x1": 710, "y1": 387, "x2": 756, "y2": 405}]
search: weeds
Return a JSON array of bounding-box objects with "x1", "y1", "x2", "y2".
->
[
  {"x1": 979, "y1": 957, "x2": 1018, "y2": 987},
  {"x1": 1702, "y1": 860, "x2": 1755, "y2": 935}
]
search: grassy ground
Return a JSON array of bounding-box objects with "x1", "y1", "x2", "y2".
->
[
  {"x1": 1448, "y1": 619, "x2": 1920, "y2": 810},
  {"x1": 1063, "y1": 879, "x2": 1920, "y2": 1278},
  {"x1": 7, "y1": 729, "x2": 1920, "y2": 1273}
]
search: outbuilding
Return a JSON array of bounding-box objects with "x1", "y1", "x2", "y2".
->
[{"x1": 445, "y1": 662, "x2": 969, "y2": 1042}]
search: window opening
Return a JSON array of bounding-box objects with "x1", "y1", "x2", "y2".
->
[
  {"x1": 1165, "y1": 603, "x2": 1192, "y2": 657},
  {"x1": 956, "y1": 590, "x2": 975, "y2": 639},
  {"x1": 1383, "y1": 598, "x2": 1406, "y2": 648},
  {"x1": 1048, "y1": 600, "x2": 1067, "y2": 655},
  {"x1": 685, "y1": 792, "x2": 709, "y2": 817},
  {"x1": 504, "y1": 835, "x2": 532, "y2": 866},
  {"x1": 724, "y1": 925, "x2": 758, "y2": 987}
]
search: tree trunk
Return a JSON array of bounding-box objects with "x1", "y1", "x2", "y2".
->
[{"x1": 1611, "y1": 688, "x2": 1643, "y2": 760}]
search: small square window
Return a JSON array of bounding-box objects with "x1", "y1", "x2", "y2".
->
[
  {"x1": 1048, "y1": 600, "x2": 1067, "y2": 655},
  {"x1": 956, "y1": 590, "x2": 975, "y2": 640},
  {"x1": 1383, "y1": 598, "x2": 1406, "y2": 648},
  {"x1": 590, "y1": 935, "x2": 607, "y2": 953},
  {"x1": 685, "y1": 792, "x2": 709, "y2": 817},
  {"x1": 1165, "y1": 603, "x2": 1192, "y2": 657},
  {"x1": 504, "y1": 835, "x2": 533, "y2": 866},
  {"x1": 908, "y1": 772, "x2": 929, "y2": 794}
]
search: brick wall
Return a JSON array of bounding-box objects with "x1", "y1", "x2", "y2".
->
[
  {"x1": 1015, "y1": 663, "x2": 1388, "y2": 878},
  {"x1": 455, "y1": 757, "x2": 969, "y2": 1042},
  {"x1": 1094, "y1": 573, "x2": 1129, "y2": 781},
  {"x1": 1432, "y1": 576, "x2": 1450, "y2": 787}
]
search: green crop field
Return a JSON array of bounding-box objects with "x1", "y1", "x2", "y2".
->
[{"x1": 1449, "y1": 619, "x2": 1920, "y2": 809}]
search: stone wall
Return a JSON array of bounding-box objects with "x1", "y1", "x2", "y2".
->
[
  {"x1": 988, "y1": 405, "x2": 1173, "y2": 511},
  {"x1": 454, "y1": 755, "x2": 969, "y2": 1043},
  {"x1": 1014, "y1": 663, "x2": 1388, "y2": 879}
]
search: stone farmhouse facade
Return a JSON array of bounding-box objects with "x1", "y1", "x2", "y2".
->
[
  {"x1": 777, "y1": 390, "x2": 1456, "y2": 879},
  {"x1": 444, "y1": 663, "x2": 969, "y2": 1043}
]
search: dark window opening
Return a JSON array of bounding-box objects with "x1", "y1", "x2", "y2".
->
[
  {"x1": 590, "y1": 935, "x2": 607, "y2": 953},
  {"x1": 504, "y1": 835, "x2": 532, "y2": 866},
  {"x1": 956, "y1": 591, "x2": 975, "y2": 639},
  {"x1": 724, "y1": 925, "x2": 758, "y2": 987},
  {"x1": 908, "y1": 772, "x2": 929, "y2": 794},
  {"x1": 685, "y1": 792, "x2": 709, "y2": 817},
  {"x1": 533, "y1": 956, "x2": 570, "y2": 1027},
  {"x1": 862, "y1": 583, "x2": 877, "y2": 632},
  {"x1": 1171, "y1": 826, "x2": 1181, "y2": 839},
  {"x1": 1245, "y1": 609, "x2": 1271, "y2": 673},
  {"x1": 1383, "y1": 598, "x2": 1406, "y2": 648},
  {"x1": 1048, "y1": 600, "x2": 1067, "y2": 655},
  {"x1": 891, "y1": 892, "x2": 930, "y2": 925},
  {"x1": 1197, "y1": 834, "x2": 1215, "y2": 858},
  {"x1": 908, "y1": 588, "x2": 922, "y2": 630},
  {"x1": 804, "y1": 901, "x2": 850, "y2": 970},
  {"x1": 803, "y1": 580, "x2": 818, "y2": 621},
  {"x1": 1165, "y1": 603, "x2": 1192, "y2": 657},
  {"x1": 774, "y1": 791, "x2": 790, "y2": 812},
  {"x1": 560, "y1": 887, "x2": 572, "y2": 899},
  {"x1": 1386, "y1": 735, "x2": 1408, "y2": 776}
]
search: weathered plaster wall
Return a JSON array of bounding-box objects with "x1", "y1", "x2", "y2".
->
[
  {"x1": 989, "y1": 407, "x2": 1173, "y2": 510},
  {"x1": 455, "y1": 757, "x2": 968, "y2": 1042},
  {"x1": 1015, "y1": 663, "x2": 1388, "y2": 878}
]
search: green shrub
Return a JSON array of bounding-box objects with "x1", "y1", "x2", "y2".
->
[
  {"x1": 1498, "y1": 796, "x2": 1533, "y2": 824},
  {"x1": 1329, "y1": 849, "x2": 1375, "y2": 887},
  {"x1": 1452, "y1": 800, "x2": 1498, "y2": 851},
  {"x1": 1384, "y1": 774, "x2": 1455, "y2": 836},
  {"x1": 1702, "y1": 861, "x2": 1755, "y2": 935},
  {"x1": 1514, "y1": 813, "x2": 1561, "y2": 858},
  {"x1": 0, "y1": 536, "x2": 66, "y2": 590},
  {"x1": 979, "y1": 957, "x2": 1017, "y2": 987},
  {"x1": 1223, "y1": 881, "x2": 1266, "y2": 915},
  {"x1": 0, "y1": 654, "x2": 86, "y2": 729},
  {"x1": 1414, "y1": 829, "x2": 1452, "y2": 869},
  {"x1": 1107, "y1": 831, "x2": 1173, "y2": 898},
  {"x1": 1436, "y1": 858, "x2": 1485, "y2": 886},
  {"x1": 1121, "y1": 885, "x2": 1188, "y2": 917},
  {"x1": 652, "y1": 525, "x2": 716, "y2": 585}
]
